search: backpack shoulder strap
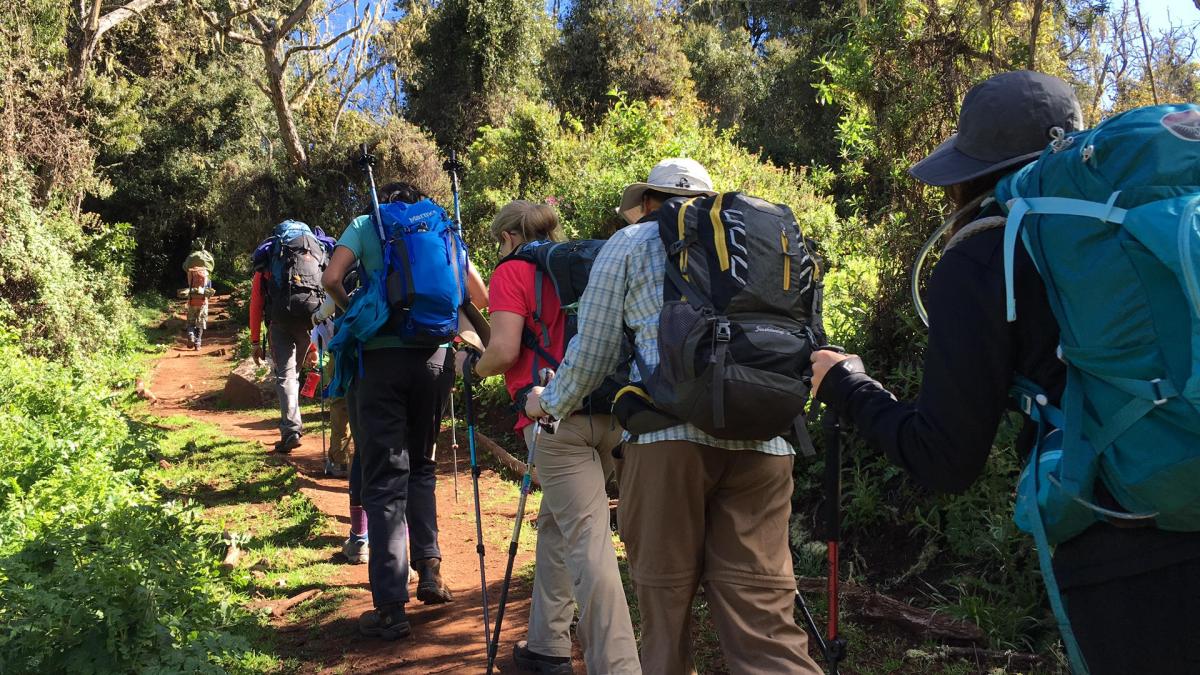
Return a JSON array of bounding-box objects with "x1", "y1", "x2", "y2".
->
[{"x1": 659, "y1": 196, "x2": 715, "y2": 311}]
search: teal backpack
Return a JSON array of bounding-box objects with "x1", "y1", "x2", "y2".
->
[{"x1": 996, "y1": 103, "x2": 1200, "y2": 673}]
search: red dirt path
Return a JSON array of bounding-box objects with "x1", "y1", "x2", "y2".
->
[{"x1": 149, "y1": 298, "x2": 565, "y2": 674}]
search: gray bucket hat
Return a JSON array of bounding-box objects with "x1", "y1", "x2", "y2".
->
[{"x1": 909, "y1": 71, "x2": 1084, "y2": 186}]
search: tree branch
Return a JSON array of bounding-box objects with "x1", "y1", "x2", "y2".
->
[
  {"x1": 283, "y1": 22, "x2": 363, "y2": 66},
  {"x1": 194, "y1": 4, "x2": 263, "y2": 45},
  {"x1": 95, "y1": 0, "x2": 164, "y2": 40},
  {"x1": 289, "y1": 64, "x2": 331, "y2": 107},
  {"x1": 278, "y1": 0, "x2": 317, "y2": 38}
]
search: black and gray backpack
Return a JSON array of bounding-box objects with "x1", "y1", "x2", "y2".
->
[
  {"x1": 497, "y1": 239, "x2": 632, "y2": 413},
  {"x1": 624, "y1": 192, "x2": 825, "y2": 452},
  {"x1": 253, "y1": 220, "x2": 331, "y2": 324}
]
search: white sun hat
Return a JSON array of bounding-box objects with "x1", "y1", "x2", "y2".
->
[{"x1": 617, "y1": 157, "x2": 717, "y2": 224}]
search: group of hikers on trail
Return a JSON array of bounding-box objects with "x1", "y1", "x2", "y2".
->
[{"x1": 193, "y1": 70, "x2": 1199, "y2": 675}]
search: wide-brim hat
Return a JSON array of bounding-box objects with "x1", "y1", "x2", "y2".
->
[
  {"x1": 458, "y1": 303, "x2": 490, "y2": 352},
  {"x1": 617, "y1": 158, "x2": 717, "y2": 223},
  {"x1": 909, "y1": 71, "x2": 1084, "y2": 187}
]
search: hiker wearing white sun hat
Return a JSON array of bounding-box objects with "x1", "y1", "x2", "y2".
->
[
  {"x1": 524, "y1": 157, "x2": 822, "y2": 674},
  {"x1": 616, "y1": 157, "x2": 717, "y2": 224}
]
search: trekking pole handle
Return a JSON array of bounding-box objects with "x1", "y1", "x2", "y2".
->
[{"x1": 359, "y1": 144, "x2": 385, "y2": 241}]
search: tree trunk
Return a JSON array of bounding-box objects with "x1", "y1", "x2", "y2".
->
[
  {"x1": 260, "y1": 40, "x2": 309, "y2": 172},
  {"x1": 1029, "y1": 0, "x2": 1045, "y2": 70},
  {"x1": 67, "y1": 0, "x2": 162, "y2": 89}
]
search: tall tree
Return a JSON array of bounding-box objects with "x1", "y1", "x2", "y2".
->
[
  {"x1": 68, "y1": 0, "x2": 167, "y2": 89},
  {"x1": 548, "y1": 0, "x2": 691, "y2": 123},
  {"x1": 404, "y1": 0, "x2": 549, "y2": 151},
  {"x1": 192, "y1": 0, "x2": 367, "y2": 172}
]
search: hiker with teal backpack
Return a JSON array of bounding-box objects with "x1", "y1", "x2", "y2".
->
[
  {"x1": 250, "y1": 220, "x2": 333, "y2": 453},
  {"x1": 455, "y1": 200, "x2": 640, "y2": 674},
  {"x1": 321, "y1": 155, "x2": 489, "y2": 641},
  {"x1": 811, "y1": 71, "x2": 1200, "y2": 674}
]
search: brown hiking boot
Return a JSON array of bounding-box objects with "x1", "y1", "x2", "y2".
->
[
  {"x1": 413, "y1": 557, "x2": 453, "y2": 604},
  {"x1": 358, "y1": 603, "x2": 411, "y2": 640}
]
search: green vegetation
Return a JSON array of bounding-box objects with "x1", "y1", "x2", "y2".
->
[{"x1": 2, "y1": 0, "x2": 1197, "y2": 670}]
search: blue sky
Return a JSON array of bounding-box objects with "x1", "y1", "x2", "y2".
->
[{"x1": 1142, "y1": 0, "x2": 1198, "y2": 30}]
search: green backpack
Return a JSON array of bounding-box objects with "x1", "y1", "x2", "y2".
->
[{"x1": 996, "y1": 103, "x2": 1200, "y2": 673}]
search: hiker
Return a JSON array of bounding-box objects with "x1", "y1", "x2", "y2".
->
[
  {"x1": 524, "y1": 158, "x2": 824, "y2": 675},
  {"x1": 308, "y1": 298, "x2": 354, "y2": 478},
  {"x1": 308, "y1": 266, "x2": 364, "y2": 478},
  {"x1": 455, "y1": 200, "x2": 640, "y2": 674},
  {"x1": 321, "y1": 181, "x2": 488, "y2": 639},
  {"x1": 249, "y1": 220, "x2": 333, "y2": 453},
  {"x1": 181, "y1": 246, "x2": 215, "y2": 350},
  {"x1": 810, "y1": 71, "x2": 1200, "y2": 675}
]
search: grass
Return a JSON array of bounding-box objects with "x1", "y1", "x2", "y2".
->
[{"x1": 128, "y1": 408, "x2": 351, "y2": 674}]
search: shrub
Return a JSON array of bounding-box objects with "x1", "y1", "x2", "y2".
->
[
  {"x1": 0, "y1": 160, "x2": 134, "y2": 362},
  {"x1": 0, "y1": 341, "x2": 258, "y2": 673}
]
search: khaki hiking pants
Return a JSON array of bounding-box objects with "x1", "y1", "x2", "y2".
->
[
  {"x1": 322, "y1": 360, "x2": 354, "y2": 465},
  {"x1": 522, "y1": 414, "x2": 641, "y2": 674},
  {"x1": 618, "y1": 440, "x2": 821, "y2": 675}
]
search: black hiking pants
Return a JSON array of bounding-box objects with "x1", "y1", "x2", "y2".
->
[
  {"x1": 1065, "y1": 555, "x2": 1200, "y2": 674},
  {"x1": 354, "y1": 346, "x2": 452, "y2": 608}
]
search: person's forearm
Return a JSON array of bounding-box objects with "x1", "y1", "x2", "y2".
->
[
  {"x1": 327, "y1": 285, "x2": 350, "y2": 310},
  {"x1": 473, "y1": 348, "x2": 514, "y2": 378}
]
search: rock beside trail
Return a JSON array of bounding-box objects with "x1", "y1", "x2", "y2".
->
[{"x1": 224, "y1": 357, "x2": 276, "y2": 408}]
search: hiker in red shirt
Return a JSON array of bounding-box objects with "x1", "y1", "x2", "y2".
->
[{"x1": 456, "y1": 200, "x2": 639, "y2": 674}]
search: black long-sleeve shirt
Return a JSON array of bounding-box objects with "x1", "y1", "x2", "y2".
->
[{"x1": 819, "y1": 221, "x2": 1200, "y2": 588}]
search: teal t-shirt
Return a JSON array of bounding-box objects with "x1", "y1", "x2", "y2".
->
[{"x1": 336, "y1": 214, "x2": 408, "y2": 350}]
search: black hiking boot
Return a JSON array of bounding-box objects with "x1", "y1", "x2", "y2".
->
[
  {"x1": 273, "y1": 435, "x2": 302, "y2": 454},
  {"x1": 414, "y1": 558, "x2": 454, "y2": 604},
  {"x1": 358, "y1": 603, "x2": 411, "y2": 640},
  {"x1": 513, "y1": 641, "x2": 573, "y2": 674}
]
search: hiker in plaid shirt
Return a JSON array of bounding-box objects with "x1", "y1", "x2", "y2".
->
[{"x1": 525, "y1": 158, "x2": 821, "y2": 675}]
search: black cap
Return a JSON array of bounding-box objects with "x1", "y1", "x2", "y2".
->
[{"x1": 909, "y1": 71, "x2": 1084, "y2": 186}]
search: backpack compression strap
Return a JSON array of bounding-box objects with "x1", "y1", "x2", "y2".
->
[
  {"x1": 1003, "y1": 191, "x2": 1178, "y2": 502},
  {"x1": 1010, "y1": 376, "x2": 1090, "y2": 675}
]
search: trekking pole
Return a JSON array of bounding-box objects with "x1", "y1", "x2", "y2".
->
[
  {"x1": 319, "y1": 342, "x2": 328, "y2": 474},
  {"x1": 358, "y1": 144, "x2": 387, "y2": 245},
  {"x1": 449, "y1": 391, "x2": 460, "y2": 502},
  {"x1": 443, "y1": 150, "x2": 465, "y2": 228},
  {"x1": 486, "y1": 369, "x2": 553, "y2": 675},
  {"x1": 820, "y1": 398, "x2": 848, "y2": 674},
  {"x1": 462, "y1": 351, "x2": 493, "y2": 652}
]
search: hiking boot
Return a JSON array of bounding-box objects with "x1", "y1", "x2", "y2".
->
[
  {"x1": 358, "y1": 604, "x2": 411, "y2": 640},
  {"x1": 513, "y1": 641, "x2": 572, "y2": 674},
  {"x1": 273, "y1": 435, "x2": 302, "y2": 454},
  {"x1": 323, "y1": 459, "x2": 348, "y2": 478},
  {"x1": 342, "y1": 534, "x2": 368, "y2": 564},
  {"x1": 414, "y1": 557, "x2": 453, "y2": 604}
]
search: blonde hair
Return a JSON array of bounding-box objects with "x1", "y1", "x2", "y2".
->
[{"x1": 489, "y1": 200, "x2": 564, "y2": 244}]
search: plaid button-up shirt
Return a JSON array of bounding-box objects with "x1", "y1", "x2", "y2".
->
[{"x1": 539, "y1": 220, "x2": 795, "y2": 456}]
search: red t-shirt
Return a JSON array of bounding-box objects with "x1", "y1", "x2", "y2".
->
[{"x1": 488, "y1": 260, "x2": 567, "y2": 431}]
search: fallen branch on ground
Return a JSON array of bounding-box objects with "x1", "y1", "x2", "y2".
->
[
  {"x1": 259, "y1": 589, "x2": 323, "y2": 618},
  {"x1": 796, "y1": 577, "x2": 985, "y2": 644},
  {"x1": 475, "y1": 431, "x2": 540, "y2": 485},
  {"x1": 906, "y1": 645, "x2": 1047, "y2": 669}
]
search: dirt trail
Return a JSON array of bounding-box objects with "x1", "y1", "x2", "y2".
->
[{"x1": 149, "y1": 297, "x2": 554, "y2": 674}]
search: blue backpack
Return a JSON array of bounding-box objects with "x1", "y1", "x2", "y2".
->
[
  {"x1": 996, "y1": 104, "x2": 1200, "y2": 673},
  {"x1": 373, "y1": 199, "x2": 467, "y2": 345}
]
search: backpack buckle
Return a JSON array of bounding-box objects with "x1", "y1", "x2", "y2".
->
[
  {"x1": 1151, "y1": 378, "x2": 1168, "y2": 406},
  {"x1": 715, "y1": 320, "x2": 731, "y2": 343},
  {"x1": 1018, "y1": 393, "x2": 1034, "y2": 416}
]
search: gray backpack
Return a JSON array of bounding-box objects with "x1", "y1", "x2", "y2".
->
[{"x1": 623, "y1": 192, "x2": 825, "y2": 452}]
